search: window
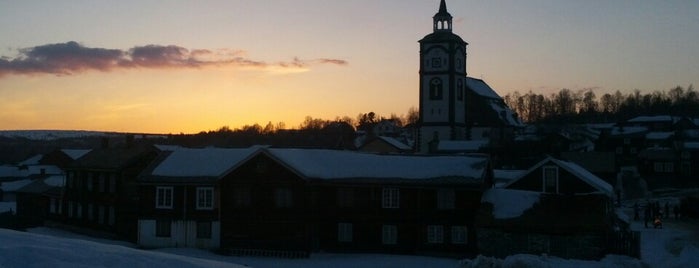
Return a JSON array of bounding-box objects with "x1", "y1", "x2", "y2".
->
[
  {"x1": 382, "y1": 188, "x2": 400, "y2": 208},
  {"x1": 98, "y1": 174, "x2": 106, "y2": 193},
  {"x1": 337, "y1": 188, "x2": 354, "y2": 208},
  {"x1": 109, "y1": 174, "x2": 116, "y2": 193},
  {"x1": 87, "y1": 176, "x2": 93, "y2": 192},
  {"x1": 196, "y1": 187, "x2": 214, "y2": 210},
  {"x1": 275, "y1": 188, "x2": 293, "y2": 208},
  {"x1": 98, "y1": 206, "x2": 105, "y2": 224},
  {"x1": 451, "y1": 226, "x2": 467, "y2": 244},
  {"x1": 437, "y1": 189, "x2": 455, "y2": 210},
  {"x1": 457, "y1": 79, "x2": 464, "y2": 101},
  {"x1": 664, "y1": 162, "x2": 674, "y2": 173},
  {"x1": 543, "y1": 166, "x2": 558, "y2": 193},
  {"x1": 156, "y1": 187, "x2": 174, "y2": 209},
  {"x1": 429, "y1": 78, "x2": 443, "y2": 100},
  {"x1": 108, "y1": 206, "x2": 115, "y2": 226},
  {"x1": 68, "y1": 201, "x2": 74, "y2": 218},
  {"x1": 88, "y1": 204, "x2": 94, "y2": 221},
  {"x1": 155, "y1": 220, "x2": 171, "y2": 237},
  {"x1": 196, "y1": 221, "x2": 212, "y2": 239},
  {"x1": 427, "y1": 225, "x2": 444, "y2": 243},
  {"x1": 50, "y1": 198, "x2": 57, "y2": 214},
  {"x1": 338, "y1": 223, "x2": 353, "y2": 242},
  {"x1": 382, "y1": 225, "x2": 397, "y2": 245},
  {"x1": 233, "y1": 187, "x2": 251, "y2": 207}
]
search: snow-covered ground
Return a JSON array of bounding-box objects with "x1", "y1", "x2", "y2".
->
[{"x1": 1, "y1": 193, "x2": 697, "y2": 267}]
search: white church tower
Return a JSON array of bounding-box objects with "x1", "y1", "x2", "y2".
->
[{"x1": 417, "y1": 0, "x2": 468, "y2": 153}]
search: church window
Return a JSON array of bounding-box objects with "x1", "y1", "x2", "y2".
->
[
  {"x1": 457, "y1": 79, "x2": 464, "y2": 101},
  {"x1": 430, "y1": 78, "x2": 443, "y2": 100}
]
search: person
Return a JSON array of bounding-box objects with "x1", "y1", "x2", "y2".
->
[
  {"x1": 653, "y1": 216, "x2": 662, "y2": 229},
  {"x1": 634, "y1": 202, "x2": 640, "y2": 221},
  {"x1": 644, "y1": 204, "x2": 651, "y2": 228}
]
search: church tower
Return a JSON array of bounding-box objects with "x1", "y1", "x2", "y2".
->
[{"x1": 417, "y1": 0, "x2": 468, "y2": 153}]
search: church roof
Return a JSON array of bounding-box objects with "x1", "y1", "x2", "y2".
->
[
  {"x1": 419, "y1": 32, "x2": 467, "y2": 44},
  {"x1": 434, "y1": 0, "x2": 452, "y2": 19},
  {"x1": 465, "y1": 78, "x2": 502, "y2": 99}
]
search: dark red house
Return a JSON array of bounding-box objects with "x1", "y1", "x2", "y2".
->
[{"x1": 137, "y1": 146, "x2": 490, "y2": 257}]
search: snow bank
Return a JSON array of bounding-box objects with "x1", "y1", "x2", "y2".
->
[
  {"x1": 0, "y1": 228, "x2": 245, "y2": 268},
  {"x1": 460, "y1": 254, "x2": 646, "y2": 268},
  {"x1": 481, "y1": 189, "x2": 540, "y2": 219}
]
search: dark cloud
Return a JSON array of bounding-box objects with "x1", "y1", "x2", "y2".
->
[{"x1": 0, "y1": 41, "x2": 348, "y2": 77}]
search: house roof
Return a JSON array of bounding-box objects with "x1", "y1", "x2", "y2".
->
[
  {"x1": 438, "y1": 140, "x2": 487, "y2": 152},
  {"x1": 60, "y1": 149, "x2": 91, "y2": 160},
  {"x1": 505, "y1": 157, "x2": 613, "y2": 197},
  {"x1": 610, "y1": 126, "x2": 648, "y2": 136},
  {"x1": 19, "y1": 155, "x2": 43, "y2": 166},
  {"x1": 16, "y1": 175, "x2": 64, "y2": 194},
  {"x1": 376, "y1": 136, "x2": 412, "y2": 151},
  {"x1": 646, "y1": 132, "x2": 674, "y2": 140},
  {"x1": 70, "y1": 145, "x2": 157, "y2": 170},
  {"x1": 150, "y1": 147, "x2": 260, "y2": 178},
  {"x1": 465, "y1": 77, "x2": 501, "y2": 99},
  {"x1": 627, "y1": 115, "x2": 678, "y2": 123},
  {"x1": 142, "y1": 146, "x2": 488, "y2": 185},
  {"x1": 481, "y1": 188, "x2": 541, "y2": 219},
  {"x1": 1, "y1": 179, "x2": 33, "y2": 192}
]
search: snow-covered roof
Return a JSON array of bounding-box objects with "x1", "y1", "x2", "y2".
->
[
  {"x1": 19, "y1": 155, "x2": 43, "y2": 166},
  {"x1": 610, "y1": 126, "x2": 648, "y2": 136},
  {"x1": 481, "y1": 188, "x2": 541, "y2": 219},
  {"x1": 465, "y1": 77, "x2": 501, "y2": 99},
  {"x1": 44, "y1": 175, "x2": 65, "y2": 187},
  {"x1": 0, "y1": 166, "x2": 27, "y2": 178},
  {"x1": 550, "y1": 158, "x2": 613, "y2": 197},
  {"x1": 151, "y1": 147, "x2": 260, "y2": 178},
  {"x1": 438, "y1": 140, "x2": 487, "y2": 152},
  {"x1": 488, "y1": 100, "x2": 523, "y2": 127},
  {"x1": 627, "y1": 115, "x2": 677, "y2": 123},
  {"x1": 377, "y1": 136, "x2": 412, "y2": 151},
  {"x1": 61, "y1": 149, "x2": 91, "y2": 160},
  {"x1": 0, "y1": 179, "x2": 33, "y2": 192},
  {"x1": 684, "y1": 142, "x2": 699, "y2": 150},
  {"x1": 268, "y1": 148, "x2": 487, "y2": 181},
  {"x1": 646, "y1": 132, "x2": 674, "y2": 140},
  {"x1": 145, "y1": 146, "x2": 488, "y2": 184},
  {"x1": 504, "y1": 157, "x2": 613, "y2": 197}
]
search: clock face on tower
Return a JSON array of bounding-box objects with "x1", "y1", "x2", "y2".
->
[{"x1": 431, "y1": 58, "x2": 442, "y2": 68}]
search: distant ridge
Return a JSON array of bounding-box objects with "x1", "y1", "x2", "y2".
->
[{"x1": 0, "y1": 130, "x2": 120, "y2": 141}]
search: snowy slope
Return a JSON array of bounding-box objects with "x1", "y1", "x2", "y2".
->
[{"x1": 0, "y1": 228, "x2": 245, "y2": 268}]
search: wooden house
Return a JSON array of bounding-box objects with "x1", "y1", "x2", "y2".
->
[
  {"x1": 62, "y1": 143, "x2": 159, "y2": 241},
  {"x1": 137, "y1": 146, "x2": 490, "y2": 257},
  {"x1": 477, "y1": 157, "x2": 618, "y2": 260}
]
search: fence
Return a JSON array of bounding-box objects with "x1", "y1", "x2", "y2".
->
[{"x1": 607, "y1": 230, "x2": 640, "y2": 258}]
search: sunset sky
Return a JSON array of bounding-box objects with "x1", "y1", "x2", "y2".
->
[{"x1": 1, "y1": 0, "x2": 698, "y2": 133}]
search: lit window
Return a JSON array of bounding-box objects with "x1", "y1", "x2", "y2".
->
[
  {"x1": 196, "y1": 187, "x2": 214, "y2": 210},
  {"x1": 338, "y1": 223, "x2": 353, "y2": 242},
  {"x1": 427, "y1": 225, "x2": 444, "y2": 243},
  {"x1": 382, "y1": 188, "x2": 400, "y2": 208},
  {"x1": 156, "y1": 186, "x2": 174, "y2": 209},
  {"x1": 382, "y1": 225, "x2": 397, "y2": 245}
]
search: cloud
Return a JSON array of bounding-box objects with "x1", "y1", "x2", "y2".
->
[{"x1": 0, "y1": 41, "x2": 347, "y2": 77}]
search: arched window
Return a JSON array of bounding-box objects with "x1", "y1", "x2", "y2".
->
[{"x1": 430, "y1": 78, "x2": 443, "y2": 100}]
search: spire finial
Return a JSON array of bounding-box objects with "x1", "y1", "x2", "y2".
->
[{"x1": 433, "y1": 0, "x2": 453, "y2": 32}]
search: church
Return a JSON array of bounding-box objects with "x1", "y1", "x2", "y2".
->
[{"x1": 417, "y1": 0, "x2": 522, "y2": 154}]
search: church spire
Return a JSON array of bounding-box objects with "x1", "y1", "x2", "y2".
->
[{"x1": 433, "y1": 0, "x2": 453, "y2": 32}]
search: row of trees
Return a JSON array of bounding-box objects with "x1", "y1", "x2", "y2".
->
[
  {"x1": 504, "y1": 85, "x2": 698, "y2": 123},
  {"x1": 206, "y1": 107, "x2": 420, "y2": 136}
]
